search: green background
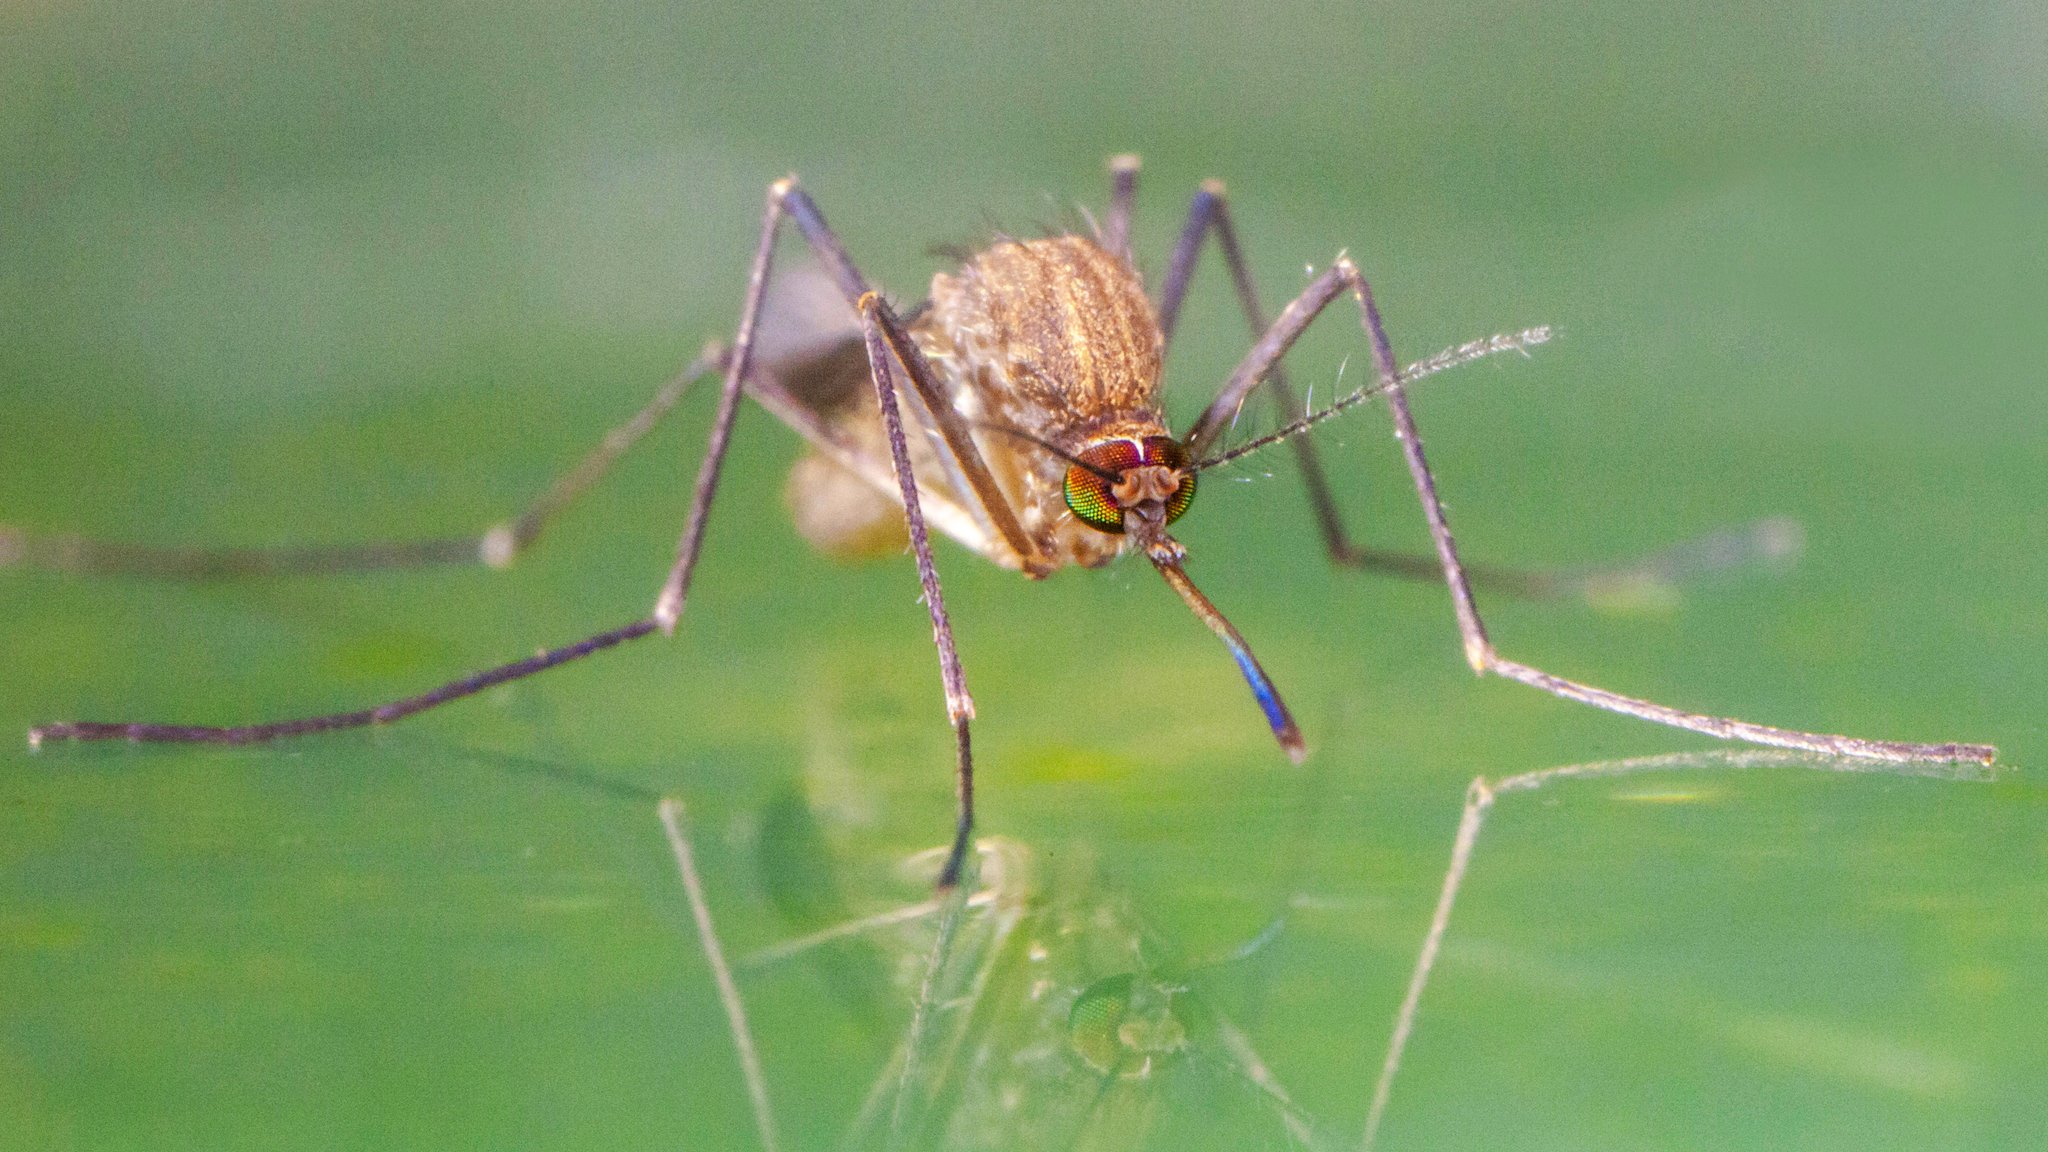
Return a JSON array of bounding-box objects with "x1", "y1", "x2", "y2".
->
[{"x1": 2, "y1": 1, "x2": 2044, "y2": 1148}]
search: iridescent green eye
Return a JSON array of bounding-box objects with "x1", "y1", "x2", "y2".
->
[
  {"x1": 1068, "y1": 971, "x2": 1188, "y2": 1078},
  {"x1": 1062, "y1": 437, "x2": 1197, "y2": 535},
  {"x1": 1068, "y1": 973, "x2": 1136, "y2": 1073},
  {"x1": 1063, "y1": 439, "x2": 1138, "y2": 532}
]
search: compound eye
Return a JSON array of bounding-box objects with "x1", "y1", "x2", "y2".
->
[
  {"x1": 1063, "y1": 440, "x2": 1141, "y2": 534},
  {"x1": 1062, "y1": 467, "x2": 1121, "y2": 532}
]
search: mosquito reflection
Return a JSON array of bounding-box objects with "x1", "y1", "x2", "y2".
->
[{"x1": 659, "y1": 807, "x2": 1338, "y2": 1152}]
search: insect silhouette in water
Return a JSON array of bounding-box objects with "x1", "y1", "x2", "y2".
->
[{"x1": 17, "y1": 155, "x2": 1996, "y2": 888}]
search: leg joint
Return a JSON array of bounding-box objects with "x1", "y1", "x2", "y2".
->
[
  {"x1": 1464, "y1": 634, "x2": 1494, "y2": 675},
  {"x1": 946, "y1": 691, "x2": 977, "y2": 724}
]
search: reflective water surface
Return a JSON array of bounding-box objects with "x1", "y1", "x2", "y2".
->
[{"x1": 4, "y1": 1, "x2": 2045, "y2": 1148}]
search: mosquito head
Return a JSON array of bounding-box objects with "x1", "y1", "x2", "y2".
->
[{"x1": 1062, "y1": 435, "x2": 1197, "y2": 535}]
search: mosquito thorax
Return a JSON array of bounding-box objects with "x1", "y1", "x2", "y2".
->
[{"x1": 1062, "y1": 435, "x2": 1196, "y2": 534}]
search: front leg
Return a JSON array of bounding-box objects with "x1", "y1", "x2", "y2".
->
[
  {"x1": 1150, "y1": 167, "x2": 1791, "y2": 606},
  {"x1": 1186, "y1": 254, "x2": 1995, "y2": 766},
  {"x1": 680, "y1": 178, "x2": 984, "y2": 887}
]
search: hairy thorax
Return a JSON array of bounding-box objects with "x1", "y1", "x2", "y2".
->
[{"x1": 915, "y1": 235, "x2": 1169, "y2": 570}]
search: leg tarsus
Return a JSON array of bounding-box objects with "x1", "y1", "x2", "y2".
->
[
  {"x1": 1327, "y1": 515, "x2": 1808, "y2": 611},
  {"x1": 1484, "y1": 655, "x2": 1996, "y2": 763},
  {"x1": 27, "y1": 616, "x2": 661, "y2": 748}
]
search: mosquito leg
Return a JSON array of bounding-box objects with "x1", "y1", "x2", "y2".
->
[
  {"x1": 31, "y1": 176, "x2": 994, "y2": 888},
  {"x1": 1158, "y1": 187, "x2": 1773, "y2": 606},
  {"x1": 1156, "y1": 180, "x2": 1384, "y2": 576},
  {"x1": 31, "y1": 180, "x2": 789, "y2": 747},
  {"x1": 1168, "y1": 209, "x2": 1542, "y2": 583},
  {"x1": 1184, "y1": 258, "x2": 1995, "y2": 765},
  {"x1": 27, "y1": 616, "x2": 661, "y2": 747},
  {"x1": 653, "y1": 176, "x2": 982, "y2": 887},
  {"x1": 478, "y1": 343, "x2": 724, "y2": 567},
  {"x1": 857, "y1": 291, "x2": 979, "y2": 890},
  {"x1": 1344, "y1": 259, "x2": 1996, "y2": 763},
  {"x1": 650, "y1": 180, "x2": 792, "y2": 632},
  {"x1": 2, "y1": 350, "x2": 723, "y2": 580},
  {"x1": 862, "y1": 300, "x2": 1053, "y2": 574},
  {"x1": 1160, "y1": 185, "x2": 1528, "y2": 589},
  {"x1": 29, "y1": 341, "x2": 720, "y2": 740},
  {"x1": 0, "y1": 523, "x2": 480, "y2": 579},
  {"x1": 710, "y1": 181, "x2": 983, "y2": 885}
]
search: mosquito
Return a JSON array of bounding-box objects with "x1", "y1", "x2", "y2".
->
[{"x1": 17, "y1": 155, "x2": 1996, "y2": 889}]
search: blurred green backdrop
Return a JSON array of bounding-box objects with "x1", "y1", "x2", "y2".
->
[{"x1": 2, "y1": 1, "x2": 2044, "y2": 1149}]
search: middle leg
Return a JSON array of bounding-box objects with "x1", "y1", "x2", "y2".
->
[
  {"x1": 3, "y1": 348, "x2": 722, "y2": 580},
  {"x1": 667, "y1": 178, "x2": 986, "y2": 888}
]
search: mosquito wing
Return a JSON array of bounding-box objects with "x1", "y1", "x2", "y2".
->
[{"x1": 750, "y1": 262, "x2": 1000, "y2": 563}]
